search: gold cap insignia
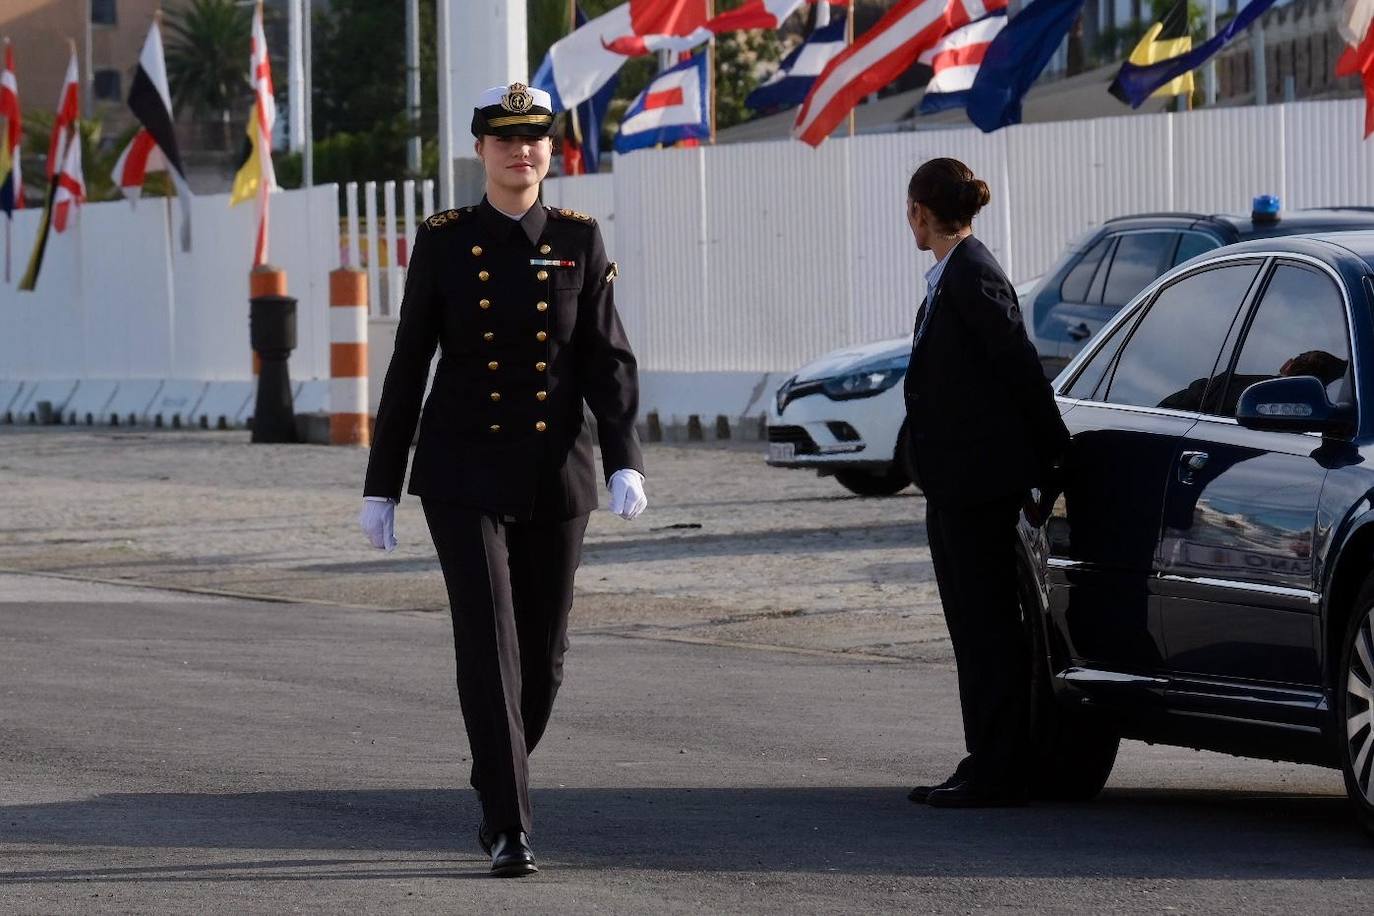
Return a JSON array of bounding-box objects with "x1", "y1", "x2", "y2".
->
[{"x1": 502, "y1": 83, "x2": 534, "y2": 114}]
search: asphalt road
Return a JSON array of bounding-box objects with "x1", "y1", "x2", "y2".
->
[{"x1": 3, "y1": 572, "x2": 1372, "y2": 915}]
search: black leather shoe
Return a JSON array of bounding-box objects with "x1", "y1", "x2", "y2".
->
[
  {"x1": 926, "y1": 782, "x2": 1028, "y2": 808},
  {"x1": 490, "y1": 831, "x2": 538, "y2": 878},
  {"x1": 908, "y1": 774, "x2": 969, "y2": 805},
  {"x1": 477, "y1": 820, "x2": 494, "y2": 856}
]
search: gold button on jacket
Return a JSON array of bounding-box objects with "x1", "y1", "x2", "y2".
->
[
  {"x1": 536, "y1": 301, "x2": 548, "y2": 312},
  {"x1": 536, "y1": 269, "x2": 549, "y2": 281},
  {"x1": 535, "y1": 421, "x2": 547, "y2": 432},
  {"x1": 471, "y1": 245, "x2": 483, "y2": 256},
  {"x1": 479, "y1": 298, "x2": 492, "y2": 310},
  {"x1": 535, "y1": 361, "x2": 548, "y2": 372},
  {"x1": 539, "y1": 244, "x2": 552, "y2": 255},
  {"x1": 488, "y1": 361, "x2": 499, "y2": 371},
  {"x1": 478, "y1": 270, "x2": 490, "y2": 281}
]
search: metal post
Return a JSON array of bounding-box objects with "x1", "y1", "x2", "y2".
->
[
  {"x1": 288, "y1": 0, "x2": 304, "y2": 151},
  {"x1": 436, "y1": 0, "x2": 454, "y2": 208},
  {"x1": 406, "y1": 0, "x2": 421, "y2": 175},
  {"x1": 83, "y1": 0, "x2": 93, "y2": 114},
  {"x1": 1251, "y1": 20, "x2": 1266, "y2": 106},
  {"x1": 1205, "y1": 0, "x2": 1217, "y2": 106},
  {"x1": 303, "y1": 0, "x2": 314, "y2": 186}
]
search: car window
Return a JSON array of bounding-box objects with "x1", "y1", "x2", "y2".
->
[
  {"x1": 1209, "y1": 263, "x2": 1351, "y2": 417},
  {"x1": 1062, "y1": 310, "x2": 1135, "y2": 401},
  {"x1": 1104, "y1": 263, "x2": 1261, "y2": 412},
  {"x1": 1060, "y1": 235, "x2": 1111, "y2": 303},
  {"x1": 1101, "y1": 232, "x2": 1177, "y2": 307},
  {"x1": 1173, "y1": 232, "x2": 1222, "y2": 266}
]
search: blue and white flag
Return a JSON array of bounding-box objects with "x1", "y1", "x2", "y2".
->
[
  {"x1": 746, "y1": 10, "x2": 847, "y2": 113},
  {"x1": 615, "y1": 52, "x2": 710, "y2": 153},
  {"x1": 918, "y1": 10, "x2": 1007, "y2": 114},
  {"x1": 965, "y1": 0, "x2": 1086, "y2": 133}
]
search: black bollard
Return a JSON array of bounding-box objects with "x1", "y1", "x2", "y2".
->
[{"x1": 249, "y1": 293, "x2": 299, "y2": 443}]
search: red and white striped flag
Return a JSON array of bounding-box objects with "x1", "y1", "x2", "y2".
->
[
  {"x1": 793, "y1": 0, "x2": 1004, "y2": 146},
  {"x1": 111, "y1": 128, "x2": 166, "y2": 202},
  {"x1": 46, "y1": 49, "x2": 79, "y2": 178},
  {"x1": 917, "y1": 9, "x2": 1007, "y2": 112},
  {"x1": 52, "y1": 128, "x2": 84, "y2": 233},
  {"x1": 230, "y1": 1, "x2": 277, "y2": 267}
]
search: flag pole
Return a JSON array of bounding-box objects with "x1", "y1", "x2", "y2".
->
[
  {"x1": 845, "y1": 4, "x2": 855, "y2": 137},
  {"x1": 708, "y1": 0, "x2": 717, "y2": 144}
]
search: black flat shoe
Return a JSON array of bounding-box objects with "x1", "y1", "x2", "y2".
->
[
  {"x1": 490, "y1": 831, "x2": 538, "y2": 878},
  {"x1": 908, "y1": 774, "x2": 969, "y2": 804},
  {"x1": 926, "y1": 782, "x2": 1028, "y2": 809},
  {"x1": 478, "y1": 820, "x2": 494, "y2": 856}
]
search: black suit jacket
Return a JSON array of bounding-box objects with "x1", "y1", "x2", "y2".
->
[
  {"x1": 903, "y1": 236, "x2": 1068, "y2": 508},
  {"x1": 363, "y1": 198, "x2": 644, "y2": 520}
]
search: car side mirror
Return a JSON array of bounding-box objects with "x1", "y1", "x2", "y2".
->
[{"x1": 1236, "y1": 376, "x2": 1354, "y2": 436}]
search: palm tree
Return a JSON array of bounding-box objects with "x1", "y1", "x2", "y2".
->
[{"x1": 163, "y1": 0, "x2": 252, "y2": 150}]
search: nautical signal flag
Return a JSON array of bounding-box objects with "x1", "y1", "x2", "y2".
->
[
  {"x1": 18, "y1": 46, "x2": 79, "y2": 291},
  {"x1": 1, "y1": 39, "x2": 22, "y2": 217},
  {"x1": 230, "y1": 1, "x2": 277, "y2": 267},
  {"x1": 747, "y1": 8, "x2": 847, "y2": 113},
  {"x1": 918, "y1": 10, "x2": 1007, "y2": 114},
  {"x1": 1109, "y1": 0, "x2": 1194, "y2": 103},
  {"x1": 615, "y1": 51, "x2": 710, "y2": 153},
  {"x1": 1109, "y1": 0, "x2": 1279, "y2": 108},
  {"x1": 794, "y1": 0, "x2": 1006, "y2": 146},
  {"x1": 118, "y1": 19, "x2": 194, "y2": 250},
  {"x1": 52, "y1": 128, "x2": 85, "y2": 234},
  {"x1": 534, "y1": 0, "x2": 813, "y2": 111},
  {"x1": 1337, "y1": 6, "x2": 1374, "y2": 138},
  {"x1": 964, "y1": 0, "x2": 1085, "y2": 132}
]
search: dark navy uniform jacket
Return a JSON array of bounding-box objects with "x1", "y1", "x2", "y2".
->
[{"x1": 364, "y1": 197, "x2": 644, "y2": 520}]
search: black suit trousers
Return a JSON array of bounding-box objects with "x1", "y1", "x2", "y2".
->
[
  {"x1": 422, "y1": 501, "x2": 590, "y2": 835},
  {"x1": 925, "y1": 496, "x2": 1029, "y2": 790}
]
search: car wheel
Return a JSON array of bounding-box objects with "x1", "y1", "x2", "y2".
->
[
  {"x1": 1022, "y1": 573, "x2": 1120, "y2": 801},
  {"x1": 1337, "y1": 574, "x2": 1374, "y2": 839},
  {"x1": 834, "y1": 467, "x2": 909, "y2": 497}
]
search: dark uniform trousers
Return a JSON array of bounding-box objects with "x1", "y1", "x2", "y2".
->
[
  {"x1": 925, "y1": 496, "x2": 1028, "y2": 788},
  {"x1": 422, "y1": 502, "x2": 589, "y2": 835}
]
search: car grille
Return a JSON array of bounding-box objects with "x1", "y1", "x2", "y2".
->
[{"x1": 767, "y1": 425, "x2": 819, "y2": 454}]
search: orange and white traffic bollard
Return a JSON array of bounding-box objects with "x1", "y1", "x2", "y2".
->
[{"x1": 329, "y1": 268, "x2": 370, "y2": 446}]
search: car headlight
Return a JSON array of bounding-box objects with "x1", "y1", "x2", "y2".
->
[{"x1": 821, "y1": 355, "x2": 908, "y2": 400}]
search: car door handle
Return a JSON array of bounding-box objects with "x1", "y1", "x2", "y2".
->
[
  {"x1": 1066, "y1": 322, "x2": 1091, "y2": 342},
  {"x1": 1178, "y1": 450, "x2": 1209, "y2": 485}
]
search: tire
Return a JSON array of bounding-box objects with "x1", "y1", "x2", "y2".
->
[
  {"x1": 835, "y1": 466, "x2": 910, "y2": 497},
  {"x1": 1336, "y1": 573, "x2": 1374, "y2": 839},
  {"x1": 1022, "y1": 573, "x2": 1120, "y2": 801}
]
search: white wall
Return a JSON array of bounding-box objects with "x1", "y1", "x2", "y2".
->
[
  {"x1": 542, "y1": 98, "x2": 1374, "y2": 375},
  {"x1": 0, "y1": 185, "x2": 340, "y2": 383}
]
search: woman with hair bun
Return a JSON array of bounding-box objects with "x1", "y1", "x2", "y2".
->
[{"x1": 900, "y1": 157, "x2": 1068, "y2": 809}]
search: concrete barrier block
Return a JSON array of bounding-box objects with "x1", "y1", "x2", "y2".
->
[
  {"x1": 63, "y1": 380, "x2": 120, "y2": 426},
  {"x1": 104, "y1": 380, "x2": 164, "y2": 426},
  {"x1": 149, "y1": 380, "x2": 210, "y2": 428},
  {"x1": 14, "y1": 380, "x2": 79, "y2": 424},
  {"x1": 190, "y1": 381, "x2": 255, "y2": 430}
]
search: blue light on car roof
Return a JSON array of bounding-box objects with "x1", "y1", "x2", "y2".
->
[{"x1": 1253, "y1": 194, "x2": 1281, "y2": 216}]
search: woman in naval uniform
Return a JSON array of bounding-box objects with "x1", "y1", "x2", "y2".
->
[{"x1": 359, "y1": 82, "x2": 647, "y2": 878}]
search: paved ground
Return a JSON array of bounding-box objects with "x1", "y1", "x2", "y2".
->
[
  {"x1": 2, "y1": 428, "x2": 1373, "y2": 913},
  {"x1": 0, "y1": 428, "x2": 944, "y2": 661},
  {"x1": 2, "y1": 572, "x2": 1372, "y2": 915}
]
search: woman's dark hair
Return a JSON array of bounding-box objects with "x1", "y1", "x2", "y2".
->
[{"x1": 907, "y1": 157, "x2": 991, "y2": 231}]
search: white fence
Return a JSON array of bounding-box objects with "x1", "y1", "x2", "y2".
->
[
  {"x1": 0, "y1": 185, "x2": 339, "y2": 383},
  {"x1": 541, "y1": 97, "x2": 1374, "y2": 375},
  {"x1": 341, "y1": 178, "x2": 436, "y2": 318}
]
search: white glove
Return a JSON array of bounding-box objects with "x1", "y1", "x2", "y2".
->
[
  {"x1": 359, "y1": 497, "x2": 397, "y2": 551},
  {"x1": 607, "y1": 469, "x2": 647, "y2": 521}
]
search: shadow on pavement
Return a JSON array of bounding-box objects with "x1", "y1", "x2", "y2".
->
[{"x1": 2, "y1": 785, "x2": 1372, "y2": 883}]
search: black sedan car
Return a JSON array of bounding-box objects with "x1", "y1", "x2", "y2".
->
[{"x1": 1021, "y1": 230, "x2": 1374, "y2": 836}]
